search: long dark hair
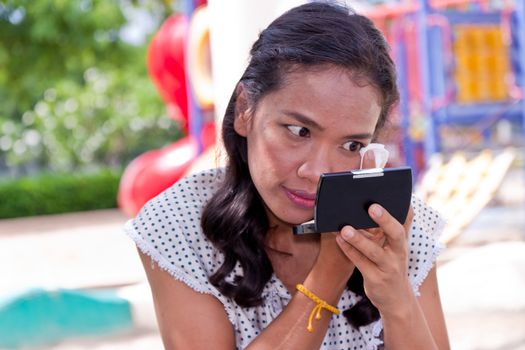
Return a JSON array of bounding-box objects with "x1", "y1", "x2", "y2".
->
[{"x1": 201, "y1": 2, "x2": 399, "y2": 328}]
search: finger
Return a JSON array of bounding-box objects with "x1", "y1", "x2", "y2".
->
[
  {"x1": 402, "y1": 205, "x2": 415, "y2": 236},
  {"x1": 336, "y1": 234, "x2": 376, "y2": 275},
  {"x1": 367, "y1": 229, "x2": 387, "y2": 247},
  {"x1": 362, "y1": 227, "x2": 385, "y2": 243},
  {"x1": 339, "y1": 226, "x2": 386, "y2": 266},
  {"x1": 368, "y1": 203, "x2": 406, "y2": 252}
]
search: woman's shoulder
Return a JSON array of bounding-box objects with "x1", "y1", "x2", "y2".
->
[
  {"x1": 134, "y1": 168, "x2": 224, "y2": 215},
  {"x1": 124, "y1": 168, "x2": 227, "y2": 291},
  {"x1": 161, "y1": 167, "x2": 225, "y2": 205},
  {"x1": 128, "y1": 167, "x2": 225, "y2": 241},
  {"x1": 124, "y1": 168, "x2": 262, "y2": 342},
  {"x1": 406, "y1": 195, "x2": 446, "y2": 294},
  {"x1": 410, "y1": 195, "x2": 446, "y2": 238}
]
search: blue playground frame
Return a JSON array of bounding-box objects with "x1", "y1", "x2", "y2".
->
[{"x1": 399, "y1": 0, "x2": 525, "y2": 178}]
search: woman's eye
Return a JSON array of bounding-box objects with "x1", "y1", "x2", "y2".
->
[
  {"x1": 343, "y1": 141, "x2": 364, "y2": 152},
  {"x1": 287, "y1": 125, "x2": 310, "y2": 137}
]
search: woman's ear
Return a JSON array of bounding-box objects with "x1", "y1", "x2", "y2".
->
[{"x1": 233, "y1": 84, "x2": 251, "y2": 137}]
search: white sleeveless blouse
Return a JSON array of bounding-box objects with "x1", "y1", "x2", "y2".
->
[{"x1": 124, "y1": 168, "x2": 444, "y2": 350}]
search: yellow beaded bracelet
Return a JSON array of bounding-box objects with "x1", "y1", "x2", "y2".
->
[{"x1": 296, "y1": 284, "x2": 341, "y2": 332}]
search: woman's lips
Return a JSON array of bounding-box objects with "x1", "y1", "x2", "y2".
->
[{"x1": 284, "y1": 187, "x2": 316, "y2": 209}]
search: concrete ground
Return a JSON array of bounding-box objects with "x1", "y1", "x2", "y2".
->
[{"x1": 1, "y1": 169, "x2": 524, "y2": 349}]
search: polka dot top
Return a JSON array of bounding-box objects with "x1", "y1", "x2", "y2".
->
[{"x1": 124, "y1": 168, "x2": 445, "y2": 350}]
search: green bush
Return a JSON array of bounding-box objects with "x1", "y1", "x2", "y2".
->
[
  {"x1": 0, "y1": 169, "x2": 122, "y2": 219},
  {"x1": 0, "y1": 1, "x2": 182, "y2": 175}
]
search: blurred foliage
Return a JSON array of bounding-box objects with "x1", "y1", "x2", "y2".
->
[
  {"x1": 0, "y1": 0, "x2": 182, "y2": 177},
  {"x1": 129, "y1": 0, "x2": 175, "y2": 19},
  {"x1": 0, "y1": 169, "x2": 122, "y2": 218}
]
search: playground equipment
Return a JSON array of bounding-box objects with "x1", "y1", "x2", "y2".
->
[
  {"x1": 146, "y1": 14, "x2": 189, "y2": 129},
  {"x1": 367, "y1": 0, "x2": 525, "y2": 175},
  {"x1": 367, "y1": 0, "x2": 524, "y2": 243},
  {"x1": 117, "y1": 136, "x2": 200, "y2": 217},
  {"x1": 118, "y1": 1, "x2": 215, "y2": 216},
  {"x1": 188, "y1": 5, "x2": 214, "y2": 109},
  {"x1": 415, "y1": 147, "x2": 516, "y2": 243},
  {"x1": 118, "y1": 0, "x2": 301, "y2": 216}
]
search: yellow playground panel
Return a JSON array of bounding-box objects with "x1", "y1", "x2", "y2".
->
[{"x1": 454, "y1": 24, "x2": 510, "y2": 103}]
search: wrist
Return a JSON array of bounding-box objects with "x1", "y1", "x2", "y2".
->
[
  {"x1": 303, "y1": 259, "x2": 353, "y2": 305},
  {"x1": 313, "y1": 249, "x2": 355, "y2": 281},
  {"x1": 379, "y1": 291, "x2": 418, "y2": 324},
  {"x1": 315, "y1": 235, "x2": 355, "y2": 280}
]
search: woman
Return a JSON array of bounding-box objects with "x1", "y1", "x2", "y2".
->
[{"x1": 125, "y1": 2, "x2": 450, "y2": 349}]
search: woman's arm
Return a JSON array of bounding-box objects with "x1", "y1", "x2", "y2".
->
[
  {"x1": 138, "y1": 250, "x2": 236, "y2": 350},
  {"x1": 246, "y1": 234, "x2": 355, "y2": 349},
  {"x1": 139, "y1": 235, "x2": 355, "y2": 350},
  {"x1": 379, "y1": 266, "x2": 450, "y2": 350},
  {"x1": 416, "y1": 266, "x2": 451, "y2": 350},
  {"x1": 336, "y1": 204, "x2": 450, "y2": 350}
]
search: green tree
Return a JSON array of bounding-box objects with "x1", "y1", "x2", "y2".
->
[{"x1": 0, "y1": 0, "x2": 182, "y2": 176}]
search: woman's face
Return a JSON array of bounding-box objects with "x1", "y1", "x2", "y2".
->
[{"x1": 234, "y1": 67, "x2": 382, "y2": 227}]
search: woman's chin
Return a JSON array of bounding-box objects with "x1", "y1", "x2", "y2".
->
[{"x1": 279, "y1": 213, "x2": 314, "y2": 228}]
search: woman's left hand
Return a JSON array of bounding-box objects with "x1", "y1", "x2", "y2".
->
[{"x1": 335, "y1": 204, "x2": 415, "y2": 315}]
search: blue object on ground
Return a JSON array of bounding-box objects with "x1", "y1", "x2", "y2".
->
[{"x1": 0, "y1": 288, "x2": 132, "y2": 349}]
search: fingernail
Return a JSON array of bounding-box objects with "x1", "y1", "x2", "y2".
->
[
  {"x1": 342, "y1": 227, "x2": 355, "y2": 240},
  {"x1": 371, "y1": 204, "x2": 382, "y2": 218}
]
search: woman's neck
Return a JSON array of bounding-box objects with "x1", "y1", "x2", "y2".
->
[
  {"x1": 264, "y1": 223, "x2": 320, "y2": 293},
  {"x1": 265, "y1": 223, "x2": 319, "y2": 257}
]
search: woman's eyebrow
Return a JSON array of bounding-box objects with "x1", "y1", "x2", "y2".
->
[
  {"x1": 281, "y1": 110, "x2": 324, "y2": 130},
  {"x1": 344, "y1": 133, "x2": 373, "y2": 140},
  {"x1": 281, "y1": 109, "x2": 373, "y2": 140}
]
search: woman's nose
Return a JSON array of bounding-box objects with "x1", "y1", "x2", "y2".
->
[{"x1": 296, "y1": 149, "x2": 334, "y2": 183}]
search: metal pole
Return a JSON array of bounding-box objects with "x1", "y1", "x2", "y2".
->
[
  {"x1": 511, "y1": 0, "x2": 525, "y2": 235},
  {"x1": 183, "y1": 0, "x2": 204, "y2": 153},
  {"x1": 417, "y1": 0, "x2": 440, "y2": 162},
  {"x1": 516, "y1": 0, "x2": 525, "y2": 162}
]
